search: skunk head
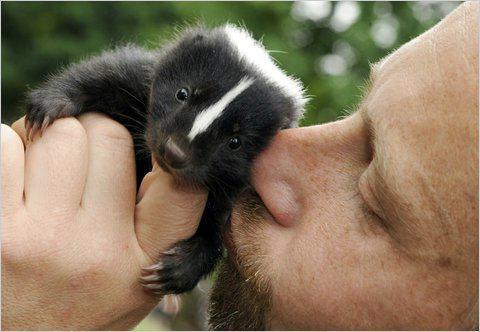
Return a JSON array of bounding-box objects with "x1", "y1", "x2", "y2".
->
[{"x1": 146, "y1": 24, "x2": 307, "y2": 191}]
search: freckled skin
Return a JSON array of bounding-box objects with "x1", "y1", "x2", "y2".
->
[{"x1": 25, "y1": 25, "x2": 304, "y2": 295}]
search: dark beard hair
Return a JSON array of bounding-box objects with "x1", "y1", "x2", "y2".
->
[
  {"x1": 208, "y1": 257, "x2": 271, "y2": 330},
  {"x1": 208, "y1": 190, "x2": 273, "y2": 330}
]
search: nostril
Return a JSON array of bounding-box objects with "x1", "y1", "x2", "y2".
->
[{"x1": 163, "y1": 137, "x2": 189, "y2": 169}]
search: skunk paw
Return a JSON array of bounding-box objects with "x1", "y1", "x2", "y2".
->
[
  {"x1": 25, "y1": 91, "x2": 77, "y2": 140},
  {"x1": 140, "y1": 236, "x2": 222, "y2": 296}
]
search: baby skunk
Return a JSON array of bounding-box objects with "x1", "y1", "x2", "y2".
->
[{"x1": 25, "y1": 24, "x2": 307, "y2": 295}]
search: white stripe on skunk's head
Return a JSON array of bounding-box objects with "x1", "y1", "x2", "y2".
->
[
  {"x1": 188, "y1": 76, "x2": 255, "y2": 141},
  {"x1": 222, "y1": 24, "x2": 308, "y2": 119}
]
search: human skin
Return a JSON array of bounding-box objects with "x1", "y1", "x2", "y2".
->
[
  {"x1": 1, "y1": 113, "x2": 207, "y2": 330},
  {"x1": 210, "y1": 2, "x2": 478, "y2": 330}
]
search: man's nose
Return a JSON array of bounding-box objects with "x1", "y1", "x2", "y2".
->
[
  {"x1": 252, "y1": 119, "x2": 368, "y2": 188},
  {"x1": 163, "y1": 137, "x2": 189, "y2": 169},
  {"x1": 251, "y1": 121, "x2": 367, "y2": 227},
  {"x1": 251, "y1": 128, "x2": 309, "y2": 227}
]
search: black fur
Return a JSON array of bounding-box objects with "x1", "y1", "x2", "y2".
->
[{"x1": 25, "y1": 25, "x2": 305, "y2": 295}]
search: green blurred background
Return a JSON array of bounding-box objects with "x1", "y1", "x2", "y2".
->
[
  {"x1": 2, "y1": 1, "x2": 460, "y2": 126},
  {"x1": 1, "y1": 1, "x2": 460, "y2": 330}
]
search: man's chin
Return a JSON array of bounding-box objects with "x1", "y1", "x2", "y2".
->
[{"x1": 208, "y1": 189, "x2": 273, "y2": 330}]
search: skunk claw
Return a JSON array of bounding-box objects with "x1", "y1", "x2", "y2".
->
[
  {"x1": 141, "y1": 262, "x2": 162, "y2": 272},
  {"x1": 30, "y1": 122, "x2": 40, "y2": 140},
  {"x1": 25, "y1": 120, "x2": 33, "y2": 141},
  {"x1": 139, "y1": 274, "x2": 161, "y2": 283},
  {"x1": 39, "y1": 115, "x2": 52, "y2": 136}
]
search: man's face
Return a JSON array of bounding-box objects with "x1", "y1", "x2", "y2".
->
[{"x1": 209, "y1": 3, "x2": 478, "y2": 330}]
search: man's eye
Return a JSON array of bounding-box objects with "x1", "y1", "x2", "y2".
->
[
  {"x1": 358, "y1": 166, "x2": 385, "y2": 223},
  {"x1": 175, "y1": 88, "x2": 189, "y2": 102},
  {"x1": 228, "y1": 137, "x2": 242, "y2": 150}
]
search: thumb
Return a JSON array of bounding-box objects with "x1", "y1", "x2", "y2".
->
[{"x1": 134, "y1": 166, "x2": 207, "y2": 262}]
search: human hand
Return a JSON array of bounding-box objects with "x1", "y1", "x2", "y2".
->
[{"x1": 1, "y1": 113, "x2": 207, "y2": 330}]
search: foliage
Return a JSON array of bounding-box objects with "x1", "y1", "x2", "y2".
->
[{"x1": 1, "y1": 1, "x2": 459, "y2": 125}]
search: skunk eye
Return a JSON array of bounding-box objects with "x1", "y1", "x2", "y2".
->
[
  {"x1": 175, "y1": 88, "x2": 189, "y2": 102},
  {"x1": 228, "y1": 137, "x2": 241, "y2": 150}
]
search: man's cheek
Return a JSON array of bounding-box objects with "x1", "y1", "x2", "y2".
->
[
  {"x1": 268, "y1": 217, "x2": 435, "y2": 330},
  {"x1": 269, "y1": 240, "x2": 341, "y2": 329},
  {"x1": 267, "y1": 207, "x2": 383, "y2": 329},
  {"x1": 267, "y1": 219, "x2": 340, "y2": 329}
]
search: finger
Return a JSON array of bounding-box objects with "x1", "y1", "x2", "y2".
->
[
  {"x1": 135, "y1": 168, "x2": 207, "y2": 261},
  {"x1": 12, "y1": 116, "x2": 27, "y2": 146},
  {"x1": 1, "y1": 124, "x2": 25, "y2": 215},
  {"x1": 78, "y1": 113, "x2": 136, "y2": 221},
  {"x1": 24, "y1": 117, "x2": 88, "y2": 216},
  {"x1": 136, "y1": 162, "x2": 159, "y2": 202}
]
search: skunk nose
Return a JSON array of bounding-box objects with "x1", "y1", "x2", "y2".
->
[{"x1": 163, "y1": 137, "x2": 189, "y2": 169}]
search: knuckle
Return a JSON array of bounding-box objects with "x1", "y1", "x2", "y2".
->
[
  {"x1": 80, "y1": 113, "x2": 133, "y2": 146},
  {"x1": 47, "y1": 117, "x2": 86, "y2": 141},
  {"x1": 1, "y1": 224, "x2": 21, "y2": 264},
  {"x1": 1, "y1": 124, "x2": 23, "y2": 151},
  {"x1": 98, "y1": 120, "x2": 132, "y2": 143},
  {"x1": 1, "y1": 221, "x2": 46, "y2": 267},
  {"x1": 12, "y1": 117, "x2": 26, "y2": 131},
  {"x1": 173, "y1": 192, "x2": 206, "y2": 213}
]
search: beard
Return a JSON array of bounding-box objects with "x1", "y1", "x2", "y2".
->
[{"x1": 208, "y1": 190, "x2": 274, "y2": 330}]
